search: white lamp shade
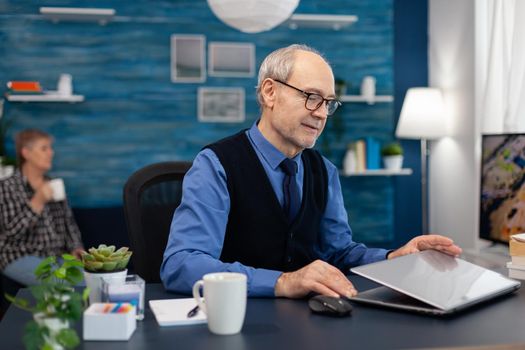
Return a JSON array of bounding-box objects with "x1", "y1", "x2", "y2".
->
[
  {"x1": 207, "y1": 0, "x2": 299, "y2": 33},
  {"x1": 395, "y1": 87, "x2": 448, "y2": 139}
]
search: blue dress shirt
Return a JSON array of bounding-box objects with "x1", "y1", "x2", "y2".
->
[{"x1": 161, "y1": 123, "x2": 388, "y2": 297}]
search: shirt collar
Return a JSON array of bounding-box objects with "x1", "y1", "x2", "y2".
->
[{"x1": 247, "y1": 120, "x2": 301, "y2": 170}]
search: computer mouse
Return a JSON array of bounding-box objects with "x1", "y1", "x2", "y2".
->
[{"x1": 308, "y1": 295, "x2": 353, "y2": 317}]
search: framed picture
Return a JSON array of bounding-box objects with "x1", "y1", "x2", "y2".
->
[
  {"x1": 208, "y1": 42, "x2": 255, "y2": 77},
  {"x1": 171, "y1": 34, "x2": 206, "y2": 83},
  {"x1": 198, "y1": 87, "x2": 245, "y2": 123}
]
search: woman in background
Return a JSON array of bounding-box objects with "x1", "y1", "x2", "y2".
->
[{"x1": 0, "y1": 129, "x2": 84, "y2": 285}]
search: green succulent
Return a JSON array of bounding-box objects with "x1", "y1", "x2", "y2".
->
[
  {"x1": 81, "y1": 244, "x2": 132, "y2": 273},
  {"x1": 381, "y1": 142, "x2": 404, "y2": 156}
]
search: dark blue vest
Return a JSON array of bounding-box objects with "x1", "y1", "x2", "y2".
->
[{"x1": 206, "y1": 131, "x2": 328, "y2": 272}]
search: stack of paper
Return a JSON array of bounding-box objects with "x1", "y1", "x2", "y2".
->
[
  {"x1": 149, "y1": 298, "x2": 207, "y2": 327},
  {"x1": 507, "y1": 233, "x2": 525, "y2": 280}
]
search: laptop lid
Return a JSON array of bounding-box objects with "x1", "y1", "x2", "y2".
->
[{"x1": 349, "y1": 250, "x2": 520, "y2": 315}]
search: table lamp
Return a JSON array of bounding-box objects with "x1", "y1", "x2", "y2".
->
[{"x1": 395, "y1": 87, "x2": 448, "y2": 234}]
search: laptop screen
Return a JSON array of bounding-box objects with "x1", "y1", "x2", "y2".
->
[{"x1": 351, "y1": 250, "x2": 520, "y2": 311}]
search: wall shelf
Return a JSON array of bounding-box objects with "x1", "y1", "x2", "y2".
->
[
  {"x1": 6, "y1": 92, "x2": 84, "y2": 103},
  {"x1": 40, "y1": 7, "x2": 115, "y2": 25},
  {"x1": 287, "y1": 14, "x2": 358, "y2": 30},
  {"x1": 340, "y1": 168, "x2": 413, "y2": 177},
  {"x1": 340, "y1": 95, "x2": 394, "y2": 104}
]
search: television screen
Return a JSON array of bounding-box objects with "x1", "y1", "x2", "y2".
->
[{"x1": 480, "y1": 133, "x2": 525, "y2": 243}]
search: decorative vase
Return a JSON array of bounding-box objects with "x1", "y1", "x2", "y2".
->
[
  {"x1": 33, "y1": 313, "x2": 69, "y2": 350},
  {"x1": 83, "y1": 269, "x2": 127, "y2": 304},
  {"x1": 383, "y1": 155, "x2": 403, "y2": 170}
]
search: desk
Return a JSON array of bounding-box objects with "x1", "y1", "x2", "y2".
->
[{"x1": 1, "y1": 276, "x2": 524, "y2": 350}]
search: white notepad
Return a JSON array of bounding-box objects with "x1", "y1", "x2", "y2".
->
[{"x1": 149, "y1": 298, "x2": 207, "y2": 326}]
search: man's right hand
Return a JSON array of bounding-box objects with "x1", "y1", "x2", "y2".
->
[
  {"x1": 274, "y1": 260, "x2": 357, "y2": 299},
  {"x1": 30, "y1": 182, "x2": 53, "y2": 213}
]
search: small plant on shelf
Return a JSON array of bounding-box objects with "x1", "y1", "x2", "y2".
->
[
  {"x1": 381, "y1": 142, "x2": 404, "y2": 170},
  {"x1": 381, "y1": 142, "x2": 403, "y2": 157},
  {"x1": 6, "y1": 254, "x2": 89, "y2": 350}
]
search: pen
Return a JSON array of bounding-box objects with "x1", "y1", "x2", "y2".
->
[{"x1": 187, "y1": 305, "x2": 199, "y2": 318}]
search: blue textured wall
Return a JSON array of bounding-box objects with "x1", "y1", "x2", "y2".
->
[{"x1": 1, "y1": 0, "x2": 398, "y2": 244}]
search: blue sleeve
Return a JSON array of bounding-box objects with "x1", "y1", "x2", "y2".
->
[
  {"x1": 317, "y1": 158, "x2": 388, "y2": 270},
  {"x1": 160, "y1": 149, "x2": 282, "y2": 297}
]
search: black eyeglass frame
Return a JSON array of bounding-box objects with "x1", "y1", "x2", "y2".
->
[{"x1": 273, "y1": 79, "x2": 342, "y2": 116}]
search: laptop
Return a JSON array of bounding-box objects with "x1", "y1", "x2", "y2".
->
[{"x1": 349, "y1": 250, "x2": 521, "y2": 315}]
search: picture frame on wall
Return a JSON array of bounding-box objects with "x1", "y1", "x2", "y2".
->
[
  {"x1": 208, "y1": 42, "x2": 255, "y2": 77},
  {"x1": 198, "y1": 87, "x2": 245, "y2": 123},
  {"x1": 171, "y1": 34, "x2": 206, "y2": 83}
]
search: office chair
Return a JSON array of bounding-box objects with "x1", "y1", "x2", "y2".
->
[{"x1": 123, "y1": 161, "x2": 192, "y2": 283}]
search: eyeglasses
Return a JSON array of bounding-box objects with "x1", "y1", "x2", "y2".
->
[{"x1": 274, "y1": 79, "x2": 342, "y2": 116}]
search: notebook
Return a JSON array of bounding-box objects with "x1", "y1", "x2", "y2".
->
[
  {"x1": 349, "y1": 250, "x2": 521, "y2": 315},
  {"x1": 149, "y1": 298, "x2": 207, "y2": 326}
]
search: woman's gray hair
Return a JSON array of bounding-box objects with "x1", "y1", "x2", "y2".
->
[{"x1": 256, "y1": 44, "x2": 329, "y2": 107}]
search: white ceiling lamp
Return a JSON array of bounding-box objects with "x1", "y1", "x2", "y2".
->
[{"x1": 207, "y1": 0, "x2": 299, "y2": 33}]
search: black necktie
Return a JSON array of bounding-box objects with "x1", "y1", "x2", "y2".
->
[{"x1": 280, "y1": 158, "x2": 300, "y2": 222}]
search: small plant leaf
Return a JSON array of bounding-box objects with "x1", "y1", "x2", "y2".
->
[{"x1": 56, "y1": 328, "x2": 80, "y2": 349}]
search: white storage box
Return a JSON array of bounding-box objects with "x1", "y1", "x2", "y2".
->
[{"x1": 83, "y1": 303, "x2": 136, "y2": 341}]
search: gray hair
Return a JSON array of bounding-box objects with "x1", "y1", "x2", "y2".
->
[{"x1": 256, "y1": 44, "x2": 329, "y2": 107}]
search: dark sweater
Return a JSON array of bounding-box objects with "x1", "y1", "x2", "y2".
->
[{"x1": 206, "y1": 131, "x2": 328, "y2": 272}]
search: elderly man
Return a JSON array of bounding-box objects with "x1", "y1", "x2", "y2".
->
[{"x1": 161, "y1": 44, "x2": 461, "y2": 298}]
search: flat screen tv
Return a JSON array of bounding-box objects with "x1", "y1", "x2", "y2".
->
[{"x1": 480, "y1": 133, "x2": 525, "y2": 243}]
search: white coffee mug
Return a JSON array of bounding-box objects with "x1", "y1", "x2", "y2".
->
[
  {"x1": 192, "y1": 272, "x2": 247, "y2": 335},
  {"x1": 48, "y1": 178, "x2": 66, "y2": 201}
]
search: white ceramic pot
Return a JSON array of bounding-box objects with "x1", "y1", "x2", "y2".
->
[
  {"x1": 33, "y1": 313, "x2": 69, "y2": 350},
  {"x1": 84, "y1": 269, "x2": 127, "y2": 304},
  {"x1": 383, "y1": 155, "x2": 403, "y2": 170}
]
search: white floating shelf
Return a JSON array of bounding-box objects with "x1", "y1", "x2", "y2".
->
[
  {"x1": 287, "y1": 14, "x2": 358, "y2": 30},
  {"x1": 6, "y1": 92, "x2": 84, "y2": 103},
  {"x1": 340, "y1": 168, "x2": 413, "y2": 177},
  {"x1": 340, "y1": 95, "x2": 394, "y2": 104},
  {"x1": 40, "y1": 7, "x2": 115, "y2": 25}
]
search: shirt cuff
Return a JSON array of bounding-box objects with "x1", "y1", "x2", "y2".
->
[{"x1": 248, "y1": 268, "x2": 282, "y2": 297}]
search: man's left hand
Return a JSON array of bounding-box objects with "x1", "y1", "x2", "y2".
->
[{"x1": 388, "y1": 234, "x2": 462, "y2": 260}]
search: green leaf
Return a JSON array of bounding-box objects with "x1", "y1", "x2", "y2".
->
[
  {"x1": 82, "y1": 287, "x2": 91, "y2": 302},
  {"x1": 56, "y1": 328, "x2": 80, "y2": 349},
  {"x1": 65, "y1": 267, "x2": 83, "y2": 285},
  {"x1": 54, "y1": 267, "x2": 67, "y2": 279},
  {"x1": 62, "y1": 260, "x2": 83, "y2": 269},
  {"x1": 101, "y1": 261, "x2": 118, "y2": 271},
  {"x1": 61, "y1": 253, "x2": 76, "y2": 261},
  {"x1": 23, "y1": 320, "x2": 45, "y2": 350}
]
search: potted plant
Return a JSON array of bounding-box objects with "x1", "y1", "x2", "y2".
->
[
  {"x1": 381, "y1": 142, "x2": 404, "y2": 170},
  {"x1": 81, "y1": 245, "x2": 132, "y2": 304},
  {"x1": 5, "y1": 254, "x2": 89, "y2": 350}
]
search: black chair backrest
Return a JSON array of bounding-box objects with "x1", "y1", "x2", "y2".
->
[{"x1": 123, "y1": 161, "x2": 192, "y2": 283}]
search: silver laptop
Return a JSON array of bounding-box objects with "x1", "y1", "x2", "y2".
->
[{"x1": 349, "y1": 250, "x2": 521, "y2": 315}]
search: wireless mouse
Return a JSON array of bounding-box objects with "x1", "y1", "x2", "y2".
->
[{"x1": 308, "y1": 295, "x2": 353, "y2": 317}]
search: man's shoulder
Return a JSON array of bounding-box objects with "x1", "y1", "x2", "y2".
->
[{"x1": 205, "y1": 129, "x2": 248, "y2": 150}]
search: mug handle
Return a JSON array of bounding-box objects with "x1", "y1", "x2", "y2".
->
[{"x1": 192, "y1": 280, "x2": 207, "y2": 315}]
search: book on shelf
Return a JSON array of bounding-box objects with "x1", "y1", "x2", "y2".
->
[
  {"x1": 343, "y1": 138, "x2": 382, "y2": 173},
  {"x1": 6, "y1": 81, "x2": 43, "y2": 93},
  {"x1": 365, "y1": 137, "x2": 380, "y2": 170},
  {"x1": 355, "y1": 140, "x2": 366, "y2": 172}
]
